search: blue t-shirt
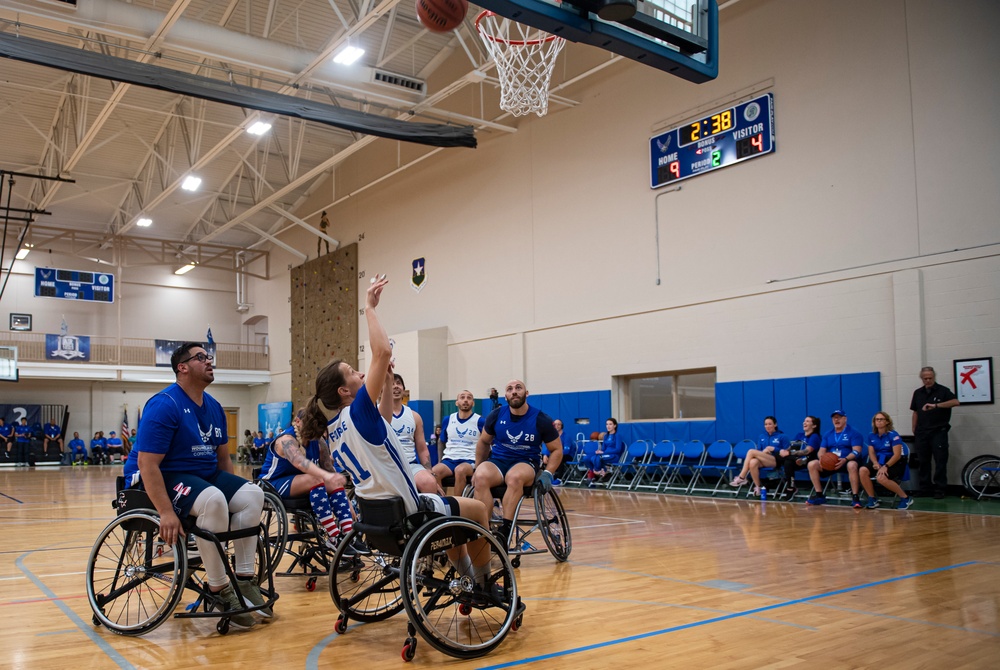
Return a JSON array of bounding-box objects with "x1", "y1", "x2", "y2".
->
[
  {"x1": 757, "y1": 430, "x2": 790, "y2": 452},
  {"x1": 69, "y1": 437, "x2": 86, "y2": 452},
  {"x1": 866, "y1": 430, "x2": 903, "y2": 465},
  {"x1": 44, "y1": 423, "x2": 62, "y2": 439},
  {"x1": 792, "y1": 432, "x2": 822, "y2": 453},
  {"x1": 91, "y1": 437, "x2": 107, "y2": 451},
  {"x1": 107, "y1": 436, "x2": 124, "y2": 449},
  {"x1": 123, "y1": 383, "x2": 229, "y2": 482},
  {"x1": 820, "y1": 425, "x2": 864, "y2": 459},
  {"x1": 601, "y1": 432, "x2": 625, "y2": 458},
  {"x1": 0, "y1": 423, "x2": 11, "y2": 438},
  {"x1": 260, "y1": 425, "x2": 325, "y2": 481},
  {"x1": 483, "y1": 404, "x2": 559, "y2": 464},
  {"x1": 254, "y1": 436, "x2": 267, "y2": 450},
  {"x1": 14, "y1": 424, "x2": 32, "y2": 442}
]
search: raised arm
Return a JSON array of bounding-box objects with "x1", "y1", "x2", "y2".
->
[
  {"x1": 362, "y1": 274, "x2": 392, "y2": 406},
  {"x1": 413, "y1": 411, "x2": 431, "y2": 469}
]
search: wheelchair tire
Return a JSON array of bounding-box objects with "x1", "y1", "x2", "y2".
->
[
  {"x1": 964, "y1": 457, "x2": 1000, "y2": 499},
  {"x1": 260, "y1": 490, "x2": 287, "y2": 576},
  {"x1": 86, "y1": 510, "x2": 187, "y2": 636},
  {"x1": 328, "y1": 529, "x2": 404, "y2": 622},
  {"x1": 534, "y1": 487, "x2": 572, "y2": 562},
  {"x1": 400, "y1": 516, "x2": 518, "y2": 659},
  {"x1": 962, "y1": 455, "x2": 999, "y2": 495}
]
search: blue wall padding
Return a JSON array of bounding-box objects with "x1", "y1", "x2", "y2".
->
[
  {"x1": 578, "y1": 391, "x2": 603, "y2": 427},
  {"x1": 806, "y1": 375, "x2": 841, "y2": 419},
  {"x1": 558, "y1": 394, "x2": 579, "y2": 425},
  {"x1": 688, "y1": 421, "x2": 717, "y2": 443},
  {"x1": 742, "y1": 379, "x2": 775, "y2": 436},
  {"x1": 840, "y1": 372, "x2": 882, "y2": 429},
  {"x1": 774, "y1": 377, "x2": 807, "y2": 430},
  {"x1": 630, "y1": 422, "x2": 657, "y2": 442},
  {"x1": 616, "y1": 423, "x2": 633, "y2": 443},
  {"x1": 714, "y1": 381, "x2": 745, "y2": 443},
  {"x1": 408, "y1": 400, "x2": 436, "y2": 464},
  {"x1": 657, "y1": 421, "x2": 692, "y2": 442},
  {"x1": 597, "y1": 390, "x2": 612, "y2": 422}
]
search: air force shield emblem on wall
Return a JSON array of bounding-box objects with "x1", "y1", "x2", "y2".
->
[{"x1": 411, "y1": 257, "x2": 426, "y2": 293}]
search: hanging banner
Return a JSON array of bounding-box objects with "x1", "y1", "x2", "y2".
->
[{"x1": 45, "y1": 334, "x2": 91, "y2": 361}]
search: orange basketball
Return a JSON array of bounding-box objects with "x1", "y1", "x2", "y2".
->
[
  {"x1": 820, "y1": 451, "x2": 839, "y2": 471},
  {"x1": 415, "y1": 0, "x2": 468, "y2": 33}
]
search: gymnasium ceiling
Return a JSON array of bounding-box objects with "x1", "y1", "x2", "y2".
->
[{"x1": 0, "y1": 0, "x2": 709, "y2": 274}]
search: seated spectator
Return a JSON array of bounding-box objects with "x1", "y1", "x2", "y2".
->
[
  {"x1": 805, "y1": 410, "x2": 864, "y2": 507},
  {"x1": 43, "y1": 421, "x2": 64, "y2": 460},
  {"x1": 90, "y1": 431, "x2": 108, "y2": 465},
  {"x1": 779, "y1": 416, "x2": 822, "y2": 499},
  {"x1": 730, "y1": 416, "x2": 791, "y2": 496},
  {"x1": 238, "y1": 429, "x2": 253, "y2": 464},
  {"x1": 252, "y1": 431, "x2": 267, "y2": 464},
  {"x1": 106, "y1": 431, "x2": 126, "y2": 464},
  {"x1": 0, "y1": 418, "x2": 12, "y2": 461},
  {"x1": 14, "y1": 418, "x2": 33, "y2": 466},
  {"x1": 68, "y1": 431, "x2": 88, "y2": 465},
  {"x1": 585, "y1": 418, "x2": 625, "y2": 486},
  {"x1": 860, "y1": 412, "x2": 913, "y2": 510},
  {"x1": 549, "y1": 419, "x2": 574, "y2": 483}
]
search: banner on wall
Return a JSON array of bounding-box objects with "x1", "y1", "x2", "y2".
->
[
  {"x1": 45, "y1": 334, "x2": 90, "y2": 361},
  {"x1": 154, "y1": 339, "x2": 217, "y2": 367},
  {"x1": 0, "y1": 404, "x2": 42, "y2": 426},
  {"x1": 258, "y1": 402, "x2": 293, "y2": 438}
]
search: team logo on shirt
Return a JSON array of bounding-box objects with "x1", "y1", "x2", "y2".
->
[
  {"x1": 456, "y1": 427, "x2": 469, "y2": 438},
  {"x1": 506, "y1": 429, "x2": 524, "y2": 443}
]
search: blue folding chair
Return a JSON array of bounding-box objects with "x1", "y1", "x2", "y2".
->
[
  {"x1": 635, "y1": 441, "x2": 676, "y2": 491},
  {"x1": 661, "y1": 440, "x2": 705, "y2": 493},
  {"x1": 608, "y1": 441, "x2": 651, "y2": 490},
  {"x1": 688, "y1": 440, "x2": 735, "y2": 496}
]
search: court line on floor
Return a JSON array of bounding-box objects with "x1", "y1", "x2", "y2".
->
[
  {"x1": 0, "y1": 491, "x2": 24, "y2": 503},
  {"x1": 476, "y1": 561, "x2": 980, "y2": 669},
  {"x1": 15, "y1": 549, "x2": 136, "y2": 670}
]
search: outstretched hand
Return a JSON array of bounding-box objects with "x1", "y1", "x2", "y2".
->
[{"x1": 366, "y1": 273, "x2": 388, "y2": 310}]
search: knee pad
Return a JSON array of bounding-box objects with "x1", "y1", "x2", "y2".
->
[{"x1": 191, "y1": 487, "x2": 229, "y2": 533}]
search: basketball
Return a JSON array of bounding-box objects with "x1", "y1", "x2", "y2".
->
[
  {"x1": 820, "y1": 451, "x2": 839, "y2": 471},
  {"x1": 416, "y1": 0, "x2": 468, "y2": 33}
]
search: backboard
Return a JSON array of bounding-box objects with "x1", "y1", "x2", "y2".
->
[
  {"x1": 0, "y1": 346, "x2": 18, "y2": 383},
  {"x1": 474, "y1": 0, "x2": 718, "y2": 82}
]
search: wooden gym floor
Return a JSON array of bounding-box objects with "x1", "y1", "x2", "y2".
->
[{"x1": 2, "y1": 466, "x2": 998, "y2": 669}]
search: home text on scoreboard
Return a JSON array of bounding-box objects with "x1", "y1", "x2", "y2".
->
[
  {"x1": 34, "y1": 267, "x2": 115, "y2": 303},
  {"x1": 649, "y1": 92, "x2": 775, "y2": 189}
]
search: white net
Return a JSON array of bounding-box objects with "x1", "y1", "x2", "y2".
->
[{"x1": 475, "y1": 11, "x2": 566, "y2": 117}]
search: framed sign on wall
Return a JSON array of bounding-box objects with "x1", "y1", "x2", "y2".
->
[{"x1": 954, "y1": 357, "x2": 994, "y2": 405}]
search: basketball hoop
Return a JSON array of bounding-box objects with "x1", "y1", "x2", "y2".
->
[{"x1": 475, "y1": 11, "x2": 566, "y2": 117}]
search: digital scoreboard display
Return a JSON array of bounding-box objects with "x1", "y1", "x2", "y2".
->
[
  {"x1": 650, "y1": 92, "x2": 775, "y2": 189},
  {"x1": 35, "y1": 267, "x2": 115, "y2": 303}
]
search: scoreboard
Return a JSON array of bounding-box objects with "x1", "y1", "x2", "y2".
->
[
  {"x1": 34, "y1": 267, "x2": 115, "y2": 303},
  {"x1": 650, "y1": 93, "x2": 775, "y2": 189}
]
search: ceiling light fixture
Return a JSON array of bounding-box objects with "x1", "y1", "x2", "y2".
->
[
  {"x1": 15, "y1": 244, "x2": 32, "y2": 260},
  {"x1": 174, "y1": 263, "x2": 196, "y2": 275},
  {"x1": 136, "y1": 217, "x2": 153, "y2": 227},
  {"x1": 247, "y1": 121, "x2": 272, "y2": 136},
  {"x1": 181, "y1": 176, "x2": 202, "y2": 191},
  {"x1": 333, "y1": 45, "x2": 365, "y2": 65}
]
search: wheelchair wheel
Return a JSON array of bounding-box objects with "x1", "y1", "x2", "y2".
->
[
  {"x1": 260, "y1": 491, "x2": 287, "y2": 576},
  {"x1": 962, "y1": 455, "x2": 999, "y2": 494},
  {"x1": 86, "y1": 510, "x2": 187, "y2": 636},
  {"x1": 329, "y1": 529, "x2": 404, "y2": 622},
  {"x1": 534, "y1": 487, "x2": 571, "y2": 562},
  {"x1": 965, "y1": 457, "x2": 1000, "y2": 499},
  {"x1": 400, "y1": 517, "x2": 518, "y2": 659}
]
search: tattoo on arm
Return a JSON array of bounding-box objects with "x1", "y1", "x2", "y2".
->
[
  {"x1": 318, "y1": 444, "x2": 335, "y2": 472},
  {"x1": 278, "y1": 436, "x2": 310, "y2": 472}
]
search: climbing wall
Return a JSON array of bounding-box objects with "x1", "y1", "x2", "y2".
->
[{"x1": 290, "y1": 243, "x2": 358, "y2": 411}]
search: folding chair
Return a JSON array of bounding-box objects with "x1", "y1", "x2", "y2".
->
[
  {"x1": 635, "y1": 441, "x2": 676, "y2": 491},
  {"x1": 660, "y1": 440, "x2": 705, "y2": 493},
  {"x1": 688, "y1": 440, "x2": 735, "y2": 496},
  {"x1": 608, "y1": 441, "x2": 651, "y2": 490}
]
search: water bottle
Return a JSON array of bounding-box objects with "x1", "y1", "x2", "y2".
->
[{"x1": 760, "y1": 487, "x2": 767, "y2": 502}]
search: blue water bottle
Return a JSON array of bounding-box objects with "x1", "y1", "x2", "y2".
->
[{"x1": 760, "y1": 487, "x2": 767, "y2": 502}]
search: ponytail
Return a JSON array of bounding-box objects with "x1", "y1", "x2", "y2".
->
[{"x1": 300, "y1": 358, "x2": 349, "y2": 442}]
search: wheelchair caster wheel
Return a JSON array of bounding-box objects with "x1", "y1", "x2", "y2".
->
[
  {"x1": 513, "y1": 613, "x2": 523, "y2": 631},
  {"x1": 217, "y1": 618, "x2": 230, "y2": 635},
  {"x1": 401, "y1": 638, "x2": 416, "y2": 662},
  {"x1": 459, "y1": 603, "x2": 472, "y2": 616},
  {"x1": 306, "y1": 577, "x2": 317, "y2": 592},
  {"x1": 92, "y1": 614, "x2": 101, "y2": 627},
  {"x1": 350, "y1": 570, "x2": 360, "y2": 583},
  {"x1": 335, "y1": 616, "x2": 348, "y2": 634},
  {"x1": 511, "y1": 556, "x2": 521, "y2": 568}
]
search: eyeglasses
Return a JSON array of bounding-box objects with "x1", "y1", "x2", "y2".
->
[
  {"x1": 180, "y1": 352, "x2": 214, "y2": 364},
  {"x1": 874, "y1": 417, "x2": 888, "y2": 422}
]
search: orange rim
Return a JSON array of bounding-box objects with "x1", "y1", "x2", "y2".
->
[{"x1": 474, "y1": 10, "x2": 562, "y2": 46}]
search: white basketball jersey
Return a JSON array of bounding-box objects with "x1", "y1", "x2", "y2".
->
[
  {"x1": 442, "y1": 412, "x2": 482, "y2": 462},
  {"x1": 390, "y1": 405, "x2": 418, "y2": 464}
]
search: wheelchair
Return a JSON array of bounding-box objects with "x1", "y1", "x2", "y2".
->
[
  {"x1": 255, "y1": 480, "x2": 344, "y2": 591},
  {"x1": 329, "y1": 496, "x2": 523, "y2": 661},
  {"x1": 86, "y1": 480, "x2": 279, "y2": 636},
  {"x1": 466, "y1": 480, "x2": 571, "y2": 568}
]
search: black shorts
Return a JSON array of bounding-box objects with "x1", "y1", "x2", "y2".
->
[{"x1": 867, "y1": 460, "x2": 906, "y2": 481}]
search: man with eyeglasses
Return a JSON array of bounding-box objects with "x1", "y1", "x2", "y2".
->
[{"x1": 122, "y1": 342, "x2": 268, "y2": 629}]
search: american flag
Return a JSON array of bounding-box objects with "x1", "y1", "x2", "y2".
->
[{"x1": 122, "y1": 406, "x2": 129, "y2": 440}]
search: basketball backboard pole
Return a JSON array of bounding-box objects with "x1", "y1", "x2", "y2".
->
[{"x1": 474, "y1": 0, "x2": 719, "y2": 83}]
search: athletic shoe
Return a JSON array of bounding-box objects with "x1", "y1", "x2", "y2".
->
[
  {"x1": 237, "y1": 578, "x2": 273, "y2": 618},
  {"x1": 781, "y1": 487, "x2": 798, "y2": 500},
  {"x1": 896, "y1": 496, "x2": 914, "y2": 510},
  {"x1": 806, "y1": 493, "x2": 826, "y2": 506},
  {"x1": 851, "y1": 495, "x2": 862, "y2": 509},
  {"x1": 730, "y1": 475, "x2": 748, "y2": 487},
  {"x1": 215, "y1": 584, "x2": 256, "y2": 628},
  {"x1": 865, "y1": 497, "x2": 880, "y2": 509},
  {"x1": 551, "y1": 478, "x2": 562, "y2": 487}
]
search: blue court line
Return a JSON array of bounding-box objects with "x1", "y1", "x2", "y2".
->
[
  {"x1": 476, "y1": 561, "x2": 980, "y2": 669},
  {"x1": 15, "y1": 549, "x2": 136, "y2": 670},
  {"x1": 0, "y1": 491, "x2": 24, "y2": 503}
]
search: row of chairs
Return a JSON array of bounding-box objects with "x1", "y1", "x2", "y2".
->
[{"x1": 562, "y1": 439, "x2": 909, "y2": 500}]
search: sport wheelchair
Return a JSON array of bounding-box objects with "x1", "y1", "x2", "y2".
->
[
  {"x1": 467, "y1": 480, "x2": 571, "y2": 568},
  {"x1": 329, "y1": 496, "x2": 524, "y2": 661},
  {"x1": 86, "y1": 480, "x2": 279, "y2": 636}
]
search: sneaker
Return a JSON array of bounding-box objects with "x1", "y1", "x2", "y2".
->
[
  {"x1": 806, "y1": 493, "x2": 826, "y2": 506},
  {"x1": 215, "y1": 584, "x2": 256, "y2": 628},
  {"x1": 896, "y1": 496, "x2": 914, "y2": 510},
  {"x1": 781, "y1": 487, "x2": 798, "y2": 500},
  {"x1": 865, "y1": 498, "x2": 880, "y2": 509},
  {"x1": 551, "y1": 478, "x2": 562, "y2": 487},
  {"x1": 730, "y1": 475, "x2": 748, "y2": 487},
  {"x1": 237, "y1": 578, "x2": 273, "y2": 618},
  {"x1": 851, "y1": 495, "x2": 862, "y2": 509}
]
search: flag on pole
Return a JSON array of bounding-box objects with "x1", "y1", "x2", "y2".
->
[
  {"x1": 137, "y1": 404, "x2": 142, "y2": 429},
  {"x1": 122, "y1": 405, "x2": 129, "y2": 440},
  {"x1": 206, "y1": 326, "x2": 215, "y2": 346}
]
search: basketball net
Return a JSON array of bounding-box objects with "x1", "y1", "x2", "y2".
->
[{"x1": 475, "y1": 11, "x2": 566, "y2": 117}]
